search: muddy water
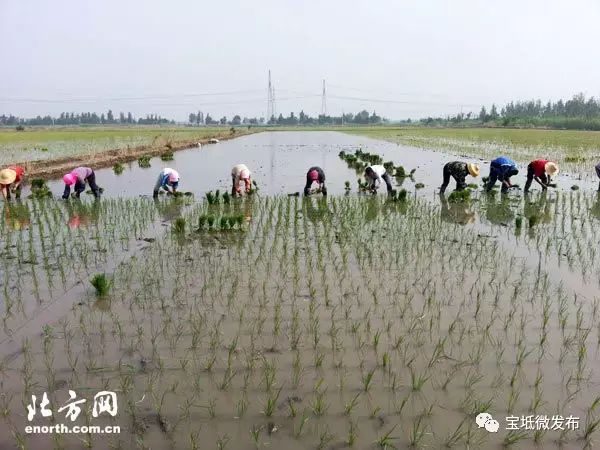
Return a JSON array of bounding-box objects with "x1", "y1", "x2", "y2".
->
[
  {"x1": 43, "y1": 131, "x2": 599, "y2": 198},
  {"x1": 3, "y1": 132, "x2": 600, "y2": 449}
]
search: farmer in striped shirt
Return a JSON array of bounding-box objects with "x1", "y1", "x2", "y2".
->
[{"x1": 62, "y1": 167, "x2": 100, "y2": 199}]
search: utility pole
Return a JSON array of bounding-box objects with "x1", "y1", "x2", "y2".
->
[
  {"x1": 267, "y1": 70, "x2": 276, "y2": 122},
  {"x1": 321, "y1": 79, "x2": 327, "y2": 116}
]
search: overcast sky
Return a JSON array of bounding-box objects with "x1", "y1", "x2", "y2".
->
[{"x1": 2, "y1": 0, "x2": 600, "y2": 121}]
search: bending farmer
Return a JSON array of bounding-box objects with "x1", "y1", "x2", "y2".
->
[
  {"x1": 0, "y1": 165, "x2": 26, "y2": 200},
  {"x1": 364, "y1": 165, "x2": 393, "y2": 193},
  {"x1": 485, "y1": 157, "x2": 519, "y2": 193},
  {"x1": 62, "y1": 167, "x2": 100, "y2": 199},
  {"x1": 231, "y1": 164, "x2": 252, "y2": 196},
  {"x1": 304, "y1": 166, "x2": 327, "y2": 196},
  {"x1": 440, "y1": 162, "x2": 480, "y2": 193},
  {"x1": 524, "y1": 160, "x2": 558, "y2": 193},
  {"x1": 153, "y1": 168, "x2": 180, "y2": 198}
]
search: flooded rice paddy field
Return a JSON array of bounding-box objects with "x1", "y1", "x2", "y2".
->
[{"x1": 1, "y1": 132, "x2": 600, "y2": 449}]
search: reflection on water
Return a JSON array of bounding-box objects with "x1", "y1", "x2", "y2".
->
[
  {"x1": 524, "y1": 192, "x2": 553, "y2": 224},
  {"x1": 592, "y1": 193, "x2": 600, "y2": 220},
  {"x1": 3, "y1": 202, "x2": 31, "y2": 230},
  {"x1": 482, "y1": 193, "x2": 515, "y2": 225},
  {"x1": 303, "y1": 196, "x2": 332, "y2": 223},
  {"x1": 439, "y1": 194, "x2": 475, "y2": 225},
  {"x1": 66, "y1": 199, "x2": 101, "y2": 229}
]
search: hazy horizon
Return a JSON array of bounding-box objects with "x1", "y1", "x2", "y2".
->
[{"x1": 2, "y1": 0, "x2": 600, "y2": 121}]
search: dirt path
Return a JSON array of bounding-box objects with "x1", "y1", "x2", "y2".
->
[{"x1": 14, "y1": 129, "x2": 258, "y2": 179}]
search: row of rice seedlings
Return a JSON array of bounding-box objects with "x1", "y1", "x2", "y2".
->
[{"x1": 2, "y1": 194, "x2": 598, "y2": 448}]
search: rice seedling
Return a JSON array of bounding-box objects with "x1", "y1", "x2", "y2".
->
[
  {"x1": 375, "y1": 424, "x2": 399, "y2": 449},
  {"x1": 172, "y1": 217, "x2": 186, "y2": 234},
  {"x1": 160, "y1": 152, "x2": 174, "y2": 161},
  {"x1": 90, "y1": 273, "x2": 111, "y2": 297}
]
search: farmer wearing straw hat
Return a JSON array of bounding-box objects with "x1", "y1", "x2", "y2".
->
[
  {"x1": 364, "y1": 164, "x2": 393, "y2": 193},
  {"x1": 304, "y1": 166, "x2": 327, "y2": 196},
  {"x1": 231, "y1": 163, "x2": 252, "y2": 196},
  {"x1": 153, "y1": 167, "x2": 180, "y2": 198},
  {"x1": 439, "y1": 161, "x2": 480, "y2": 194},
  {"x1": 0, "y1": 165, "x2": 25, "y2": 200},
  {"x1": 485, "y1": 156, "x2": 519, "y2": 193},
  {"x1": 524, "y1": 160, "x2": 559, "y2": 193},
  {"x1": 595, "y1": 162, "x2": 600, "y2": 192},
  {"x1": 62, "y1": 167, "x2": 101, "y2": 199}
]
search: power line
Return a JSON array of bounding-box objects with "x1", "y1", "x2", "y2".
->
[
  {"x1": 327, "y1": 94, "x2": 482, "y2": 108},
  {"x1": 0, "y1": 89, "x2": 266, "y2": 104}
]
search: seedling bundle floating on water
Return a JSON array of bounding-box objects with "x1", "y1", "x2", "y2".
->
[
  {"x1": 113, "y1": 163, "x2": 124, "y2": 175},
  {"x1": 448, "y1": 190, "x2": 471, "y2": 203},
  {"x1": 138, "y1": 155, "x2": 152, "y2": 168},
  {"x1": 28, "y1": 178, "x2": 52, "y2": 199},
  {"x1": 160, "y1": 152, "x2": 174, "y2": 161}
]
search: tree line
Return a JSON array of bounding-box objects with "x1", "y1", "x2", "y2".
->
[
  {"x1": 0, "y1": 110, "x2": 174, "y2": 126},
  {"x1": 188, "y1": 109, "x2": 384, "y2": 126},
  {"x1": 416, "y1": 93, "x2": 600, "y2": 131}
]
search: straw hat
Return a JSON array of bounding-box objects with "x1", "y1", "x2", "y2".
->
[
  {"x1": 0, "y1": 169, "x2": 17, "y2": 185},
  {"x1": 467, "y1": 163, "x2": 480, "y2": 177},
  {"x1": 545, "y1": 162, "x2": 559, "y2": 176}
]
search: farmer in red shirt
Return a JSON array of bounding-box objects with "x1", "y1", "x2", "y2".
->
[
  {"x1": 0, "y1": 165, "x2": 26, "y2": 200},
  {"x1": 524, "y1": 159, "x2": 558, "y2": 193}
]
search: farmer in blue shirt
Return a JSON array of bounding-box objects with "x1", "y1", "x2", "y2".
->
[
  {"x1": 485, "y1": 156, "x2": 519, "y2": 193},
  {"x1": 153, "y1": 168, "x2": 180, "y2": 198}
]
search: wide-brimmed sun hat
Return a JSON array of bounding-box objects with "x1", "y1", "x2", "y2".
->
[
  {"x1": 63, "y1": 173, "x2": 76, "y2": 185},
  {"x1": 240, "y1": 169, "x2": 250, "y2": 180},
  {"x1": 308, "y1": 169, "x2": 319, "y2": 181},
  {"x1": 0, "y1": 169, "x2": 17, "y2": 185},
  {"x1": 545, "y1": 162, "x2": 559, "y2": 176},
  {"x1": 467, "y1": 163, "x2": 480, "y2": 177}
]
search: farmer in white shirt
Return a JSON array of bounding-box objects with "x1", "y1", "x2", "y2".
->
[
  {"x1": 364, "y1": 165, "x2": 393, "y2": 193},
  {"x1": 231, "y1": 164, "x2": 252, "y2": 196}
]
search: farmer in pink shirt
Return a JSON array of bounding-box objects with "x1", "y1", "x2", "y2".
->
[{"x1": 62, "y1": 167, "x2": 100, "y2": 199}]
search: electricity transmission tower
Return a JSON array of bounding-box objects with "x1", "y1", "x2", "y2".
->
[
  {"x1": 267, "y1": 70, "x2": 276, "y2": 121},
  {"x1": 321, "y1": 79, "x2": 327, "y2": 116}
]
